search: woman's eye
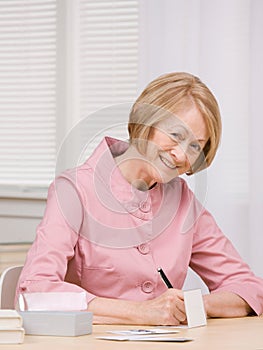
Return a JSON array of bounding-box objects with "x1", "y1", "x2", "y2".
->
[
  {"x1": 171, "y1": 133, "x2": 183, "y2": 141},
  {"x1": 190, "y1": 143, "x2": 201, "y2": 153}
]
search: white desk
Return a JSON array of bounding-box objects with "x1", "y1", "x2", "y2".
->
[{"x1": 1, "y1": 316, "x2": 263, "y2": 349}]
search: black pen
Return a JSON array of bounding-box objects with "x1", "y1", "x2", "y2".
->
[{"x1": 157, "y1": 267, "x2": 173, "y2": 288}]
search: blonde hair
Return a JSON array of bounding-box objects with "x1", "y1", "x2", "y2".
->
[{"x1": 128, "y1": 72, "x2": 222, "y2": 174}]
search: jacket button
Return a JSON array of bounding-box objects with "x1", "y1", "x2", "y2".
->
[
  {"x1": 141, "y1": 281, "x2": 154, "y2": 293},
  {"x1": 139, "y1": 201, "x2": 151, "y2": 213},
  {"x1": 137, "y1": 243, "x2": 150, "y2": 255}
]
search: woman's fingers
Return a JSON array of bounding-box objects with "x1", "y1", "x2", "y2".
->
[
  {"x1": 174, "y1": 297, "x2": 187, "y2": 323},
  {"x1": 161, "y1": 289, "x2": 187, "y2": 324},
  {"x1": 138, "y1": 288, "x2": 188, "y2": 326},
  {"x1": 174, "y1": 305, "x2": 187, "y2": 323}
]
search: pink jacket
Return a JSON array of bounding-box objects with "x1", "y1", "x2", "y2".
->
[{"x1": 16, "y1": 137, "x2": 263, "y2": 314}]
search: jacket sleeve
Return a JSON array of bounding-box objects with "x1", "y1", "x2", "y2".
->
[
  {"x1": 190, "y1": 208, "x2": 263, "y2": 316},
  {"x1": 15, "y1": 177, "x2": 97, "y2": 311}
]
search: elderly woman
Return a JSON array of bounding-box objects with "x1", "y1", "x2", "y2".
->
[{"x1": 16, "y1": 72, "x2": 263, "y2": 325}]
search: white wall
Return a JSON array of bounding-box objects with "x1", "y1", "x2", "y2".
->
[{"x1": 0, "y1": 197, "x2": 45, "y2": 244}]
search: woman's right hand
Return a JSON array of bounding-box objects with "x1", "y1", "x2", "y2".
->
[
  {"x1": 137, "y1": 288, "x2": 187, "y2": 325},
  {"x1": 88, "y1": 289, "x2": 187, "y2": 326}
]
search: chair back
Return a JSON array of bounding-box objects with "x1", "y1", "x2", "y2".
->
[{"x1": 0, "y1": 265, "x2": 23, "y2": 309}]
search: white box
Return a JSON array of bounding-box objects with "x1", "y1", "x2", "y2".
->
[{"x1": 19, "y1": 311, "x2": 93, "y2": 336}]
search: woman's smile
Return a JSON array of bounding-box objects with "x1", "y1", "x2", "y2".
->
[{"x1": 159, "y1": 154, "x2": 177, "y2": 169}]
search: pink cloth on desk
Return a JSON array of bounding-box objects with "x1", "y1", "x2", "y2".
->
[{"x1": 16, "y1": 137, "x2": 263, "y2": 315}]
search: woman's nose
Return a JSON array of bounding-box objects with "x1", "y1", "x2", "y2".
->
[{"x1": 170, "y1": 145, "x2": 187, "y2": 163}]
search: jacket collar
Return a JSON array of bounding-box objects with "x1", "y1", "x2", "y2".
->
[{"x1": 85, "y1": 137, "x2": 156, "y2": 220}]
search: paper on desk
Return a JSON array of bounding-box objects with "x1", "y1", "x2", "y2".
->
[
  {"x1": 97, "y1": 335, "x2": 193, "y2": 342},
  {"x1": 108, "y1": 328, "x2": 179, "y2": 335}
]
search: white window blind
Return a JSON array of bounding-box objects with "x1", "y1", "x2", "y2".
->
[
  {"x1": 0, "y1": 0, "x2": 139, "y2": 193},
  {"x1": 0, "y1": 0, "x2": 57, "y2": 192},
  {"x1": 77, "y1": 0, "x2": 139, "y2": 162}
]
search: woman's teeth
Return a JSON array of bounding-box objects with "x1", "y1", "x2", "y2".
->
[{"x1": 160, "y1": 155, "x2": 177, "y2": 169}]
